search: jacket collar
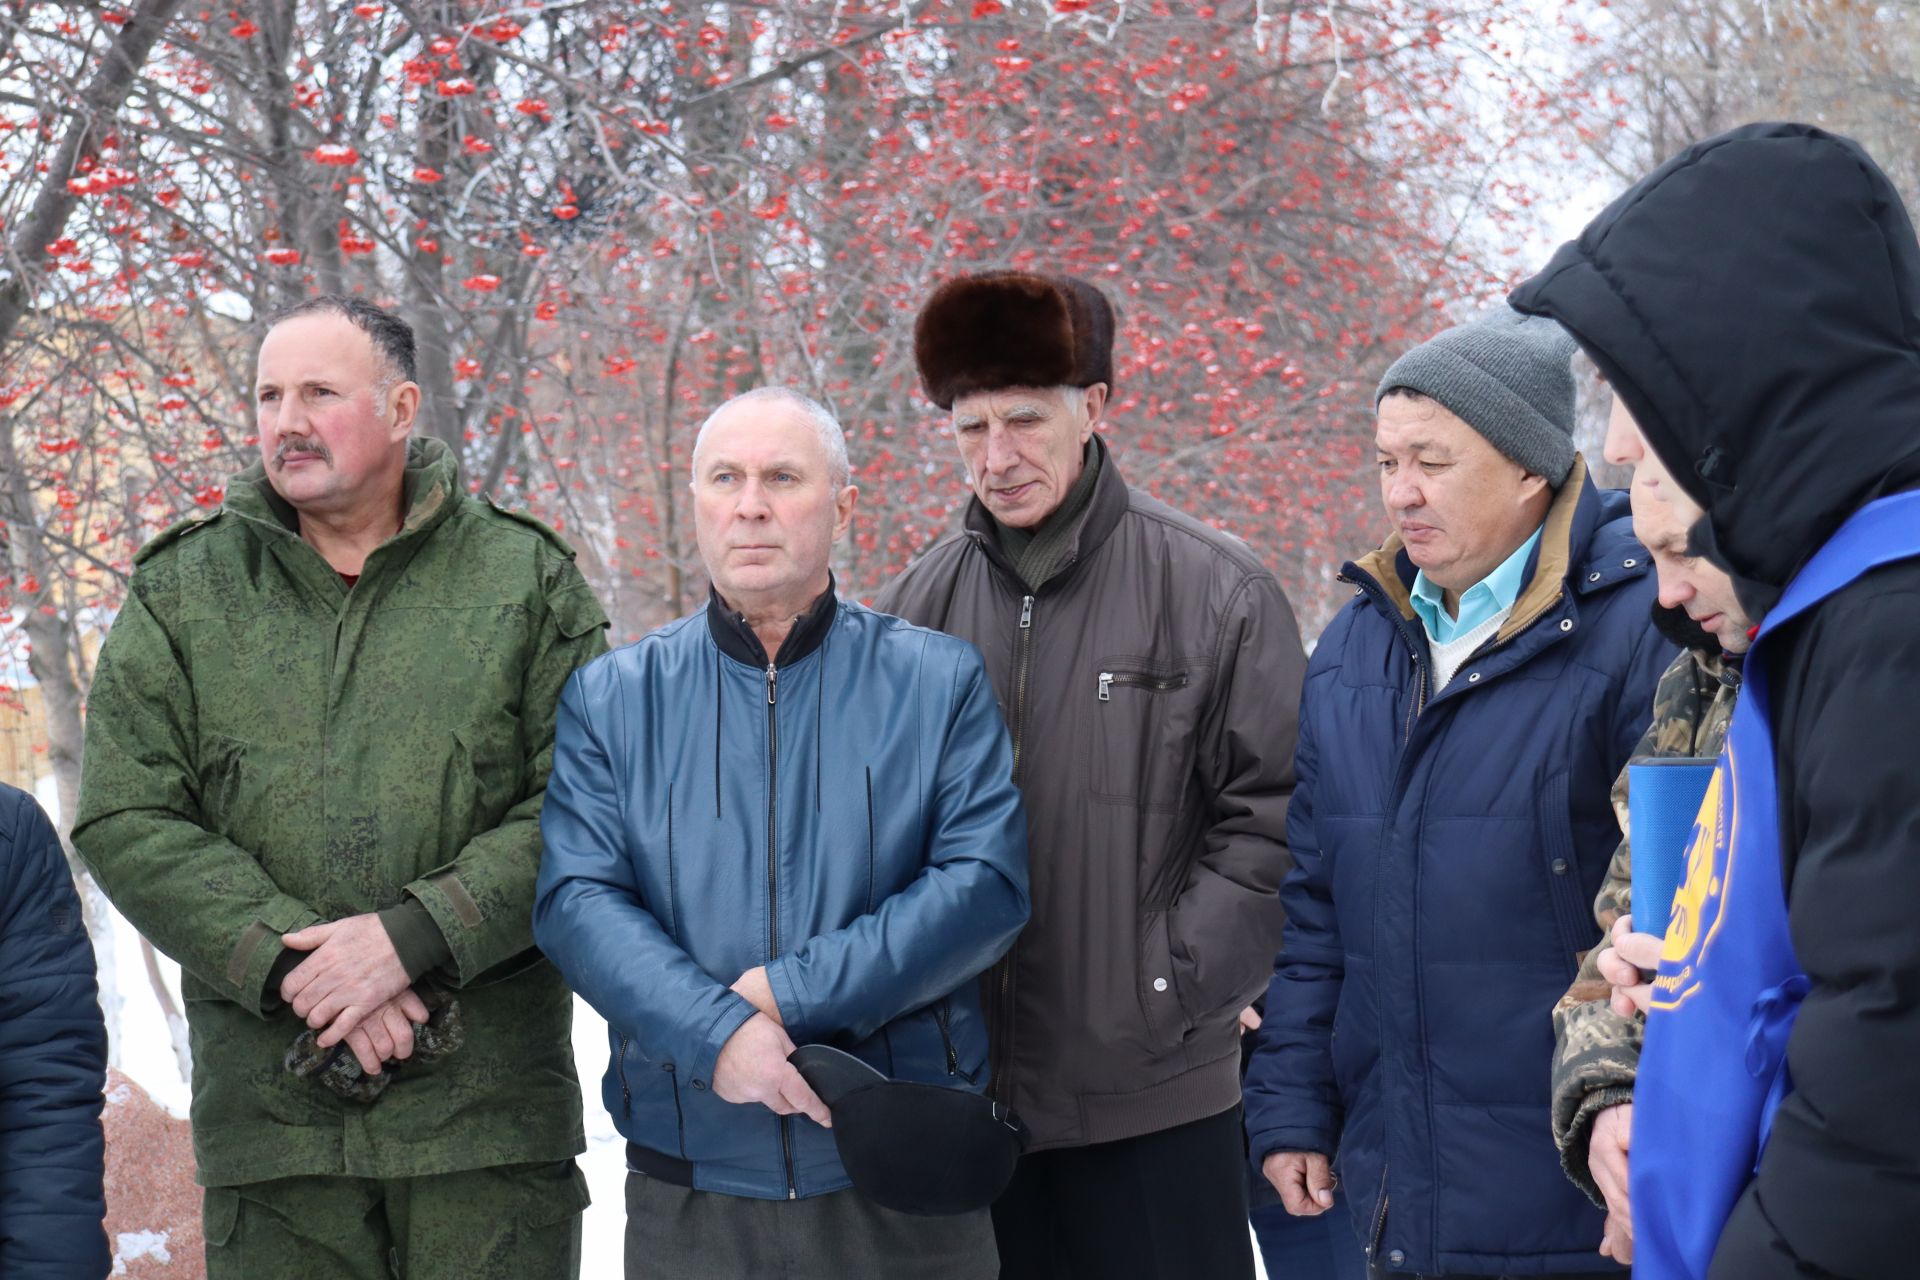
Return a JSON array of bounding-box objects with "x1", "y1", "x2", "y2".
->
[
  {"x1": 962, "y1": 434, "x2": 1131, "y2": 590},
  {"x1": 223, "y1": 436, "x2": 463, "y2": 546},
  {"x1": 1348, "y1": 454, "x2": 1603, "y2": 642},
  {"x1": 706, "y1": 576, "x2": 838, "y2": 669}
]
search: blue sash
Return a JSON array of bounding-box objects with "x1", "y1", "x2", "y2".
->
[{"x1": 1631, "y1": 490, "x2": 1920, "y2": 1279}]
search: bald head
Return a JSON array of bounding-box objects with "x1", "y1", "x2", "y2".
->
[
  {"x1": 689, "y1": 386, "x2": 859, "y2": 629},
  {"x1": 693, "y1": 387, "x2": 850, "y2": 489}
]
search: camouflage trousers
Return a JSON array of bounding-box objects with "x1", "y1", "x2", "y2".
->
[{"x1": 203, "y1": 1159, "x2": 587, "y2": 1280}]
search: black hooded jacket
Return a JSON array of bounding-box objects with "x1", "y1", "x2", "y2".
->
[{"x1": 1514, "y1": 122, "x2": 1920, "y2": 1280}]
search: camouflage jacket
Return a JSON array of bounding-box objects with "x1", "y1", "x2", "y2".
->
[
  {"x1": 73, "y1": 438, "x2": 609, "y2": 1186},
  {"x1": 1549, "y1": 644, "x2": 1739, "y2": 1203}
]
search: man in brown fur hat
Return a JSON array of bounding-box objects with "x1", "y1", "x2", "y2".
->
[{"x1": 877, "y1": 271, "x2": 1308, "y2": 1278}]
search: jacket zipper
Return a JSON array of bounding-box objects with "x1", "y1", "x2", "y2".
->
[
  {"x1": 1097, "y1": 670, "x2": 1189, "y2": 701},
  {"x1": 1010, "y1": 594, "x2": 1035, "y2": 776},
  {"x1": 667, "y1": 1064, "x2": 686, "y2": 1158},
  {"x1": 935, "y1": 998, "x2": 959, "y2": 1076},
  {"x1": 1404, "y1": 651, "x2": 1428, "y2": 743},
  {"x1": 1367, "y1": 1163, "x2": 1390, "y2": 1262},
  {"x1": 1339, "y1": 573, "x2": 1412, "y2": 1269},
  {"x1": 616, "y1": 1035, "x2": 632, "y2": 1117},
  {"x1": 988, "y1": 593, "x2": 1036, "y2": 1103},
  {"x1": 764, "y1": 661, "x2": 796, "y2": 1199}
]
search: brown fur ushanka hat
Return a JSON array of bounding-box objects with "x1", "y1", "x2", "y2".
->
[{"x1": 913, "y1": 271, "x2": 1116, "y2": 409}]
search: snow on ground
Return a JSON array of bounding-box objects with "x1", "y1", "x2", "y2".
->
[
  {"x1": 571, "y1": 998, "x2": 628, "y2": 1273},
  {"x1": 110, "y1": 1229, "x2": 172, "y2": 1275}
]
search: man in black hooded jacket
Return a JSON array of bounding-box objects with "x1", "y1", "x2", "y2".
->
[{"x1": 1511, "y1": 121, "x2": 1920, "y2": 1280}]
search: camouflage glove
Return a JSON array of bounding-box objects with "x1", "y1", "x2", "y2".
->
[{"x1": 284, "y1": 984, "x2": 466, "y2": 1104}]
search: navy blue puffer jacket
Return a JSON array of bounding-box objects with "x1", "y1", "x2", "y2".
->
[
  {"x1": 1245, "y1": 465, "x2": 1672, "y2": 1275},
  {"x1": 0, "y1": 785, "x2": 108, "y2": 1277},
  {"x1": 535, "y1": 593, "x2": 1029, "y2": 1200}
]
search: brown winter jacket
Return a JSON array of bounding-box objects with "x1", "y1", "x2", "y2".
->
[{"x1": 875, "y1": 439, "x2": 1307, "y2": 1150}]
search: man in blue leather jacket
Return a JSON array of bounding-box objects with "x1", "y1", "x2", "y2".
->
[{"x1": 534, "y1": 386, "x2": 1030, "y2": 1278}]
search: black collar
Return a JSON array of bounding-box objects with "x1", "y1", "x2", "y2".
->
[{"x1": 705, "y1": 576, "x2": 838, "y2": 669}]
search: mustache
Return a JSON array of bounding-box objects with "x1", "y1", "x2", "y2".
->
[{"x1": 273, "y1": 438, "x2": 333, "y2": 469}]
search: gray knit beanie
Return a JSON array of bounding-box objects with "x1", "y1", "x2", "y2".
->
[{"x1": 1374, "y1": 309, "x2": 1578, "y2": 486}]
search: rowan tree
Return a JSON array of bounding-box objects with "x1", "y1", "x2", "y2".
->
[{"x1": 0, "y1": 0, "x2": 1530, "y2": 1065}]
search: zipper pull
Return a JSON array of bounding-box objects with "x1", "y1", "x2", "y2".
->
[
  {"x1": 1019, "y1": 595, "x2": 1033, "y2": 629},
  {"x1": 1098, "y1": 672, "x2": 1113, "y2": 701},
  {"x1": 765, "y1": 662, "x2": 778, "y2": 705}
]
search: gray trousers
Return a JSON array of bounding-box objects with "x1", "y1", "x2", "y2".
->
[
  {"x1": 1371, "y1": 1270, "x2": 1622, "y2": 1280},
  {"x1": 624, "y1": 1172, "x2": 997, "y2": 1280}
]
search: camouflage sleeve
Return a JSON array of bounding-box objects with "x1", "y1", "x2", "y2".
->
[
  {"x1": 1550, "y1": 837, "x2": 1642, "y2": 1206},
  {"x1": 1548, "y1": 646, "x2": 1710, "y2": 1202},
  {"x1": 405, "y1": 553, "x2": 610, "y2": 986},
  {"x1": 72, "y1": 580, "x2": 322, "y2": 1016}
]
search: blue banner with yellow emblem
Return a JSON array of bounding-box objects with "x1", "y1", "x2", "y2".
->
[{"x1": 1631, "y1": 491, "x2": 1920, "y2": 1279}]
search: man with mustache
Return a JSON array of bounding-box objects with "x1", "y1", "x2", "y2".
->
[
  {"x1": 1243, "y1": 310, "x2": 1673, "y2": 1278},
  {"x1": 1514, "y1": 121, "x2": 1920, "y2": 1280},
  {"x1": 75, "y1": 295, "x2": 608, "y2": 1278}
]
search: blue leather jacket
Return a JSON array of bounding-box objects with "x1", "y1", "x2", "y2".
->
[{"x1": 535, "y1": 589, "x2": 1030, "y2": 1200}]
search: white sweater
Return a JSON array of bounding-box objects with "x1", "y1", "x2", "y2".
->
[{"x1": 1425, "y1": 606, "x2": 1510, "y2": 691}]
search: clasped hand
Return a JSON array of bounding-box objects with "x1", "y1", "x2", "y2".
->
[
  {"x1": 280, "y1": 913, "x2": 418, "y2": 1075},
  {"x1": 709, "y1": 966, "x2": 831, "y2": 1128}
]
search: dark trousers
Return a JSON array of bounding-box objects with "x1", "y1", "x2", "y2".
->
[
  {"x1": 1370, "y1": 1270, "x2": 1622, "y2": 1279},
  {"x1": 992, "y1": 1103, "x2": 1254, "y2": 1280},
  {"x1": 1252, "y1": 1202, "x2": 1368, "y2": 1280},
  {"x1": 624, "y1": 1172, "x2": 997, "y2": 1280}
]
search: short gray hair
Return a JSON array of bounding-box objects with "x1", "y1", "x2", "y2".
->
[{"x1": 692, "y1": 386, "x2": 852, "y2": 489}]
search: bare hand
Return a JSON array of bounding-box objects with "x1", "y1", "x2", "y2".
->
[
  {"x1": 1589, "y1": 1101, "x2": 1632, "y2": 1259},
  {"x1": 1594, "y1": 915, "x2": 1662, "y2": 1017},
  {"x1": 731, "y1": 966, "x2": 782, "y2": 1026},
  {"x1": 1261, "y1": 1150, "x2": 1336, "y2": 1217},
  {"x1": 1238, "y1": 1005, "x2": 1262, "y2": 1036},
  {"x1": 712, "y1": 1012, "x2": 830, "y2": 1127},
  {"x1": 280, "y1": 914, "x2": 411, "y2": 1044},
  {"x1": 1600, "y1": 1210, "x2": 1634, "y2": 1264},
  {"x1": 340, "y1": 988, "x2": 433, "y2": 1076}
]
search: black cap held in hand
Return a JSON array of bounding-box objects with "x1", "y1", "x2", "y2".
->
[{"x1": 788, "y1": 1044, "x2": 1029, "y2": 1217}]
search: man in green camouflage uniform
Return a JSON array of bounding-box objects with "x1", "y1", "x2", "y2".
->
[
  {"x1": 74, "y1": 297, "x2": 608, "y2": 1279},
  {"x1": 1548, "y1": 432, "x2": 1752, "y2": 1265}
]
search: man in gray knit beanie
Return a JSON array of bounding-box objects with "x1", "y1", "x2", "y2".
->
[
  {"x1": 1375, "y1": 308, "x2": 1579, "y2": 488},
  {"x1": 1363, "y1": 307, "x2": 1582, "y2": 661},
  {"x1": 1246, "y1": 306, "x2": 1672, "y2": 1277}
]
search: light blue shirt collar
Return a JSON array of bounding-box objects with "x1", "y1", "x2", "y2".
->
[{"x1": 1410, "y1": 525, "x2": 1543, "y2": 646}]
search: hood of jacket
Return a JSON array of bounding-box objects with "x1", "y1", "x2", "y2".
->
[{"x1": 1511, "y1": 122, "x2": 1920, "y2": 615}]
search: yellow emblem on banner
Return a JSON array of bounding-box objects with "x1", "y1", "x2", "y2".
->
[{"x1": 1650, "y1": 757, "x2": 1734, "y2": 1011}]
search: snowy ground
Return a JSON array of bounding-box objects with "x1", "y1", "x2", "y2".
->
[{"x1": 105, "y1": 906, "x2": 1266, "y2": 1276}]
